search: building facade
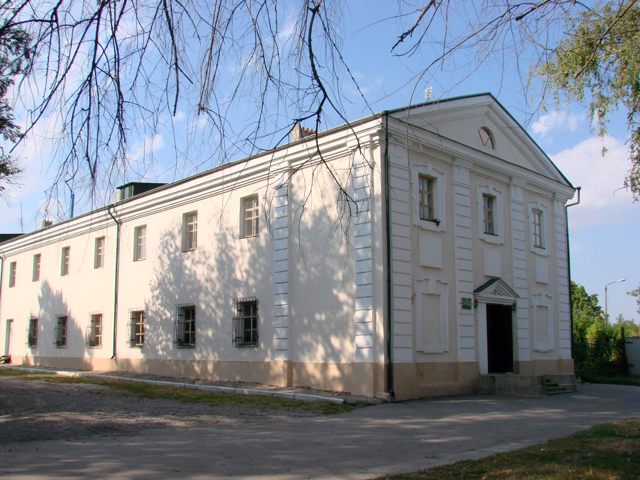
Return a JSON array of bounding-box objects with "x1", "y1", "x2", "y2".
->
[{"x1": 0, "y1": 94, "x2": 575, "y2": 400}]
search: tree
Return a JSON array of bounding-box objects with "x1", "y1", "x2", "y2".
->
[
  {"x1": 540, "y1": 1, "x2": 640, "y2": 201},
  {"x1": 629, "y1": 286, "x2": 640, "y2": 315},
  {"x1": 0, "y1": 22, "x2": 30, "y2": 195},
  {"x1": 1, "y1": 1, "x2": 639, "y2": 216}
]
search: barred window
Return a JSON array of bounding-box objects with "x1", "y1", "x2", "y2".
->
[
  {"x1": 28, "y1": 318, "x2": 38, "y2": 347},
  {"x1": 87, "y1": 314, "x2": 102, "y2": 347},
  {"x1": 129, "y1": 310, "x2": 145, "y2": 347},
  {"x1": 233, "y1": 298, "x2": 259, "y2": 347},
  {"x1": 176, "y1": 305, "x2": 196, "y2": 347},
  {"x1": 55, "y1": 316, "x2": 67, "y2": 347}
]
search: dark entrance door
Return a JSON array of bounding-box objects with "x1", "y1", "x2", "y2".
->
[{"x1": 486, "y1": 304, "x2": 513, "y2": 373}]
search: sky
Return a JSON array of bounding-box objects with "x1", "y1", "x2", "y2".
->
[{"x1": 1, "y1": 1, "x2": 638, "y2": 322}]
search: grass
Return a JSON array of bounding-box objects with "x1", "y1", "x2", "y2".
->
[
  {"x1": 377, "y1": 418, "x2": 640, "y2": 480},
  {"x1": 581, "y1": 374, "x2": 640, "y2": 387},
  {"x1": 0, "y1": 368, "x2": 357, "y2": 415}
]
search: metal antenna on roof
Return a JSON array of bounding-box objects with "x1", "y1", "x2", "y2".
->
[{"x1": 65, "y1": 179, "x2": 75, "y2": 219}]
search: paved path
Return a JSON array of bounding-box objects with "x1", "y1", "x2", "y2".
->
[{"x1": 1, "y1": 384, "x2": 638, "y2": 479}]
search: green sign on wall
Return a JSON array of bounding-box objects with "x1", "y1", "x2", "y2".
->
[{"x1": 461, "y1": 297, "x2": 473, "y2": 310}]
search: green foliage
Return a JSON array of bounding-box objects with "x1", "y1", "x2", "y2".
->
[
  {"x1": 0, "y1": 23, "x2": 30, "y2": 193},
  {"x1": 541, "y1": 1, "x2": 640, "y2": 200},
  {"x1": 629, "y1": 286, "x2": 640, "y2": 315},
  {"x1": 571, "y1": 282, "x2": 630, "y2": 379}
]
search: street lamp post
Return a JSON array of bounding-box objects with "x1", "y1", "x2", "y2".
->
[{"x1": 604, "y1": 278, "x2": 626, "y2": 321}]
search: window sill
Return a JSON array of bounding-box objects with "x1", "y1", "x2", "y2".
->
[
  {"x1": 175, "y1": 344, "x2": 196, "y2": 349},
  {"x1": 480, "y1": 233, "x2": 504, "y2": 245}
]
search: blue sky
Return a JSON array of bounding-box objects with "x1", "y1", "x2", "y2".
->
[{"x1": 2, "y1": 1, "x2": 638, "y2": 321}]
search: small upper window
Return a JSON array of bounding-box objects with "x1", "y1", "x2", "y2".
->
[
  {"x1": 94, "y1": 237, "x2": 105, "y2": 269},
  {"x1": 32, "y1": 254, "x2": 41, "y2": 282},
  {"x1": 418, "y1": 174, "x2": 436, "y2": 222},
  {"x1": 182, "y1": 212, "x2": 198, "y2": 252},
  {"x1": 133, "y1": 225, "x2": 147, "y2": 261},
  {"x1": 241, "y1": 195, "x2": 259, "y2": 238},
  {"x1": 478, "y1": 127, "x2": 495, "y2": 149},
  {"x1": 482, "y1": 193, "x2": 497, "y2": 235},
  {"x1": 8, "y1": 261, "x2": 16, "y2": 288},
  {"x1": 61, "y1": 246, "x2": 70, "y2": 276},
  {"x1": 532, "y1": 208, "x2": 545, "y2": 249}
]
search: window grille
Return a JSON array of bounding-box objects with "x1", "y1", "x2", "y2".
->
[
  {"x1": 55, "y1": 316, "x2": 67, "y2": 347},
  {"x1": 176, "y1": 305, "x2": 196, "y2": 347},
  {"x1": 27, "y1": 318, "x2": 38, "y2": 347},
  {"x1": 129, "y1": 310, "x2": 145, "y2": 347},
  {"x1": 233, "y1": 297, "x2": 259, "y2": 347}
]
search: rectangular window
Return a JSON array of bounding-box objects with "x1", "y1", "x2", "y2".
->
[
  {"x1": 483, "y1": 193, "x2": 496, "y2": 235},
  {"x1": 532, "y1": 208, "x2": 544, "y2": 249},
  {"x1": 133, "y1": 225, "x2": 147, "y2": 261},
  {"x1": 233, "y1": 298, "x2": 259, "y2": 347},
  {"x1": 28, "y1": 318, "x2": 38, "y2": 347},
  {"x1": 94, "y1": 237, "x2": 105, "y2": 269},
  {"x1": 87, "y1": 314, "x2": 102, "y2": 347},
  {"x1": 55, "y1": 316, "x2": 67, "y2": 347},
  {"x1": 32, "y1": 254, "x2": 41, "y2": 282},
  {"x1": 129, "y1": 310, "x2": 145, "y2": 347},
  {"x1": 61, "y1": 246, "x2": 70, "y2": 276},
  {"x1": 176, "y1": 305, "x2": 196, "y2": 347},
  {"x1": 241, "y1": 195, "x2": 259, "y2": 238},
  {"x1": 418, "y1": 174, "x2": 435, "y2": 221},
  {"x1": 8, "y1": 261, "x2": 16, "y2": 288},
  {"x1": 182, "y1": 212, "x2": 198, "y2": 251}
]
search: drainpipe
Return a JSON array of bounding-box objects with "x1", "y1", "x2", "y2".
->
[
  {"x1": 383, "y1": 112, "x2": 395, "y2": 400},
  {"x1": 107, "y1": 205, "x2": 122, "y2": 361},
  {"x1": 565, "y1": 187, "x2": 581, "y2": 363}
]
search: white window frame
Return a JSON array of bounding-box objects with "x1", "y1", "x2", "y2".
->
[
  {"x1": 477, "y1": 184, "x2": 504, "y2": 244},
  {"x1": 412, "y1": 164, "x2": 446, "y2": 231},
  {"x1": 129, "y1": 310, "x2": 145, "y2": 348},
  {"x1": 532, "y1": 293, "x2": 555, "y2": 352},
  {"x1": 133, "y1": 225, "x2": 147, "y2": 261},
  {"x1": 87, "y1": 313, "x2": 103, "y2": 348},
  {"x1": 240, "y1": 195, "x2": 259, "y2": 238},
  {"x1": 94, "y1": 237, "x2": 105, "y2": 269},
  {"x1": 182, "y1": 211, "x2": 198, "y2": 252},
  {"x1": 414, "y1": 277, "x2": 449, "y2": 353},
  {"x1": 32, "y1": 254, "x2": 41, "y2": 282},
  {"x1": 61, "y1": 246, "x2": 70, "y2": 276},
  {"x1": 8, "y1": 261, "x2": 16, "y2": 288},
  {"x1": 528, "y1": 201, "x2": 549, "y2": 255}
]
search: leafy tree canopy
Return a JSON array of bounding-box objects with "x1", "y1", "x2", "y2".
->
[{"x1": 541, "y1": 1, "x2": 640, "y2": 200}]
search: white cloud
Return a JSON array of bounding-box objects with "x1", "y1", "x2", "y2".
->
[
  {"x1": 532, "y1": 110, "x2": 582, "y2": 138},
  {"x1": 552, "y1": 135, "x2": 636, "y2": 228}
]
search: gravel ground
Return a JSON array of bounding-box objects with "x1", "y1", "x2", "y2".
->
[{"x1": 0, "y1": 375, "x2": 312, "y2": 446}]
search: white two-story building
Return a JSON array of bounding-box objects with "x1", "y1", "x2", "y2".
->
[{"x1": 0, "y1": 94, "x2": 576, "y2": 400}]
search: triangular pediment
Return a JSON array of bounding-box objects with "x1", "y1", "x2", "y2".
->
[
  {"x1": 474, "y1": 278, "x2": 519, "y2": 305},
  {"x1": 389, "y1": 94, "x2": 573, "y2": 190}
]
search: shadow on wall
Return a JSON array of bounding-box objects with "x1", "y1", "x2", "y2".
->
[{"x1": 27, "y1": 281, "x2": 91, "y2": 370}]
